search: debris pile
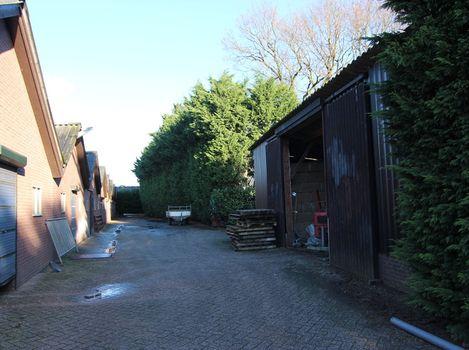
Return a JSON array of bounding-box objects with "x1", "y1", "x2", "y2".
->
[{"x1": 226, "y1": 209, "x2": 277, "y2": 251}]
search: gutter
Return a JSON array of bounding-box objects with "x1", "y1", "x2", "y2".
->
[
  {"x1": 12, "y1": 4, "x2": 64, "y2": 177},
  {"x1": 0, "y1": 1, "x2": 23, "y2": 19}
]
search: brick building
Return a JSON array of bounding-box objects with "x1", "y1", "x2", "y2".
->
[
  {"x1": 55, "y1": 123, "x2": 91, "y2": 244},
  {"x1": 0, "y1": 2, "x2": 112, "y2": 288},
  {"x1": 0, "y1": 3, "x2": 64, "y2": 287},
  {"x1": 99, "y1": 166, "x2": 115, "y2": 223}
]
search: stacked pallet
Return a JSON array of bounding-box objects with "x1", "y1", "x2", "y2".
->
[{"x1": 226, "y1": 209, "x2": 277, "y2": 251}]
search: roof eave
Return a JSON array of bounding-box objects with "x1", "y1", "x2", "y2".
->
[{"x1": 7, "y1": 5, "x2": 64, "y2": 177}]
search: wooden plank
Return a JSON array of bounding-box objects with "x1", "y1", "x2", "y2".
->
[
  {"x1": 233, "y1": 245, "x2": 277, "y2": 251},
  {"x1": 233, "y1": 238, "x2": 277, "y2": 244},
  {"x1": 226, "y1": 225, "x2": 275, "y2": 233},
  {"x1": 232, "y1": 234, "x2": 277, "y2": 239}
]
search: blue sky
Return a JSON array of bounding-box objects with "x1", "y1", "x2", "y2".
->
[{"x1": 28, "y1": 0, "x2": 310, "y2": 185}]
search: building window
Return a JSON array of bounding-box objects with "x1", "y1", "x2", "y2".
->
[
  {"x1": 33, "y1": 187, "x2": 42, "y2": 216},
  {"x1": 60, "y1": 192, "x2": 66, "y2": 213}
]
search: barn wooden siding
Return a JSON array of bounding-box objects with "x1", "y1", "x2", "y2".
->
[{"x1": 323, "y1": 80, "x2": 379, "y2": 280}]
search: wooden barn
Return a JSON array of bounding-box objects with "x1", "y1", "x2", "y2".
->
[{"x1": 251, "y1": 47, "x2": 409, "y2": 290}]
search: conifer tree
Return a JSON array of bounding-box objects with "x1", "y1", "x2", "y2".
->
[{"x1": 378, "y1": 0, "x2": 469, "y2": 342}]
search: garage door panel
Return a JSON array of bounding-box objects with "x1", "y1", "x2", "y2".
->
[
  {"x1": 0, "y1": 208, "x2": 16, "y2": 230},
  {"x1": 0, "y1": 185, "x2": 15, "y2": 206},
  {"x1": 0, "y1": 166, "x2": 16, "y2": 285},
  {"x1": 0, "y1": 253, "x2": 15, "y2": 283},
  {"x1": 0, "y1": 231, "x2": 15, "y2": 256}
]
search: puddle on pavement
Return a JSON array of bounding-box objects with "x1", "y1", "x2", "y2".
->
[{"x1": 79, "y1": 283, "x2": 134, "y2": 303}]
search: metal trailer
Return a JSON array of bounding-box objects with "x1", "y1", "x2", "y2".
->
[{"x1": 166, "y1": 205, "x2": 191, "y2": 225}]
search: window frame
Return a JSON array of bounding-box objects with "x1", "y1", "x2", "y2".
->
[
  {"x1": 32, "y1": 186, "x2": 42, "y2": 217},
  {"x1": 60, "y1": 192, "x2": 66, "y2": 214}
]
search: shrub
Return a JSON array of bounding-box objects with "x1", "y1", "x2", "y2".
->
[
  {"x1": 115, "y1": 187, "x2": 142, "y2": 215},
  {"x1": 209, "y1": 186, "x2": 255, "y2": 222}
]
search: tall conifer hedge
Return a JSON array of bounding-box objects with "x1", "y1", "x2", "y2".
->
[
  {"x1": 378, "y1": 0, "x2": 469, "y2": 342},
  {"x1": 134, "y1": 74, "x2": 297, "y2": 223}
]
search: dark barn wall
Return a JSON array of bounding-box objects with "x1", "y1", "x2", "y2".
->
[
  {"x1": 323, "y1": 81, "x2": 378, "y2": 280},
  {"x1": 253, "y1": 142, "x2": 268, "y2": 209},
  {"x1": 266, "y1": 138, "x2": 286, "y2": 245},
  {"x1": 369, "y1": 63, "x2": 398, "y2": 254},
  {"x1": 369, "y1": 63, "x2": 410, "y2": 290},
  {"x1": 251, "y1": 54, "x2": 411, "y2": 287}
]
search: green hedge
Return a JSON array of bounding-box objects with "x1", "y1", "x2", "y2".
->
[
  {"x1": 135, "y1": 74, "x2": 297, "y2": 223},
  {"x1": 378, "y1": 0, "x2": 469, "y2": 342},
  {"x1": 115, "y1": 187, "x2": 142, "y2": 215}
]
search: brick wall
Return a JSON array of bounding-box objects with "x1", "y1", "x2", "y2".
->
[
  {"x1": 378, "y1": 253, "x2": 412, "y2": 292},
  {"x1": 104, "y1": 198, "x2": 112, "y2": 223},
  {"x1": 0, "y1": 20, "x2": 61, "y2": 287},
  {"x1": 57, "y1": 147, "x2": 89, "y2": 243}
]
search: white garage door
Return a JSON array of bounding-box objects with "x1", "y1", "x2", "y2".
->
[{"x1": 0, "y1": 166, "x2": 16, "y2": 286}]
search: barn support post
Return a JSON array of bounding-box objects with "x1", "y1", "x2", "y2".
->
[{"x1": 282, "y1": 137, "x2": 294, "y2": 247}]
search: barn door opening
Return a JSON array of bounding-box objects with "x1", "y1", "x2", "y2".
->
[
  {"x1": 285, "y1": 114, "x2": 328, "y2": 251},
  {"x1": 0, "y1": 166, "x2": 17, "y2": 286}
]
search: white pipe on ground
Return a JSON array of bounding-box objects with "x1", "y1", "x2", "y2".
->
[{"x1": 390, "y1": 317, "x2": 464, "y2": 350}]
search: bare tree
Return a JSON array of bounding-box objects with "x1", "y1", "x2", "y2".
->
[
  {"x1": 223, "y1": 6, "x2": 300, "y2": 90},
  {"x1": 301, "y1": 0, "x2": 351, "y2": 89},
  {"x1": 349, "y1": 0, "x2": 401, "y2": 57},
  {"x1": 224, "y1": 0, "x2": 399, "y2": 99}
]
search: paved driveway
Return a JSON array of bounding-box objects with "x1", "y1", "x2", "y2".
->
[{"x1": 0, "y1": 217, "x2": 430, "y2": 349}]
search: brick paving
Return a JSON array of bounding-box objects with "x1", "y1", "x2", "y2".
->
[{"x1": 0, "y1": 217, "x2": 432, "y2": 349}]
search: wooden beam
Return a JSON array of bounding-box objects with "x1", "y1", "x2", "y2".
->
[
  {"x1": 290, "y1": 142, "x2": 314, "y2": 180},
  {"x1": 290, "y1": 128, "x2": 323, "y2": 179}
]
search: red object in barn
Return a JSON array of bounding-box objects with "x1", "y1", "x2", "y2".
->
[{"x1": 313, "y1": 211, "x2": 328, "y2": 238}]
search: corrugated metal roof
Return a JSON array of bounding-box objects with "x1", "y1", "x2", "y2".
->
[
  {"x1": 250, "y1": 45, "x2": 381, "y2": 150},
  {"x1": 55, "y1": 123, "x2": 82, "y2": 165},
  {"x1": 86, "y1": 151, "x2": 102, "y2": 194},
  {"x1": 86, "y1": 151, "x2": 97, "y2": 181}
]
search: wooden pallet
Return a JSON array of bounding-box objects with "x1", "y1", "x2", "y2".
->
[
  {"x1": 226, "y1": 209, "x2": 277, "y2": 251},
  {"x1": 232, "y1": 243, "x2": 277, "y2": 251}
]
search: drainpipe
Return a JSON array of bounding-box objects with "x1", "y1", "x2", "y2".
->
[{"x1": 390, "y1": 317, "x2": 464, "y2": 350}]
